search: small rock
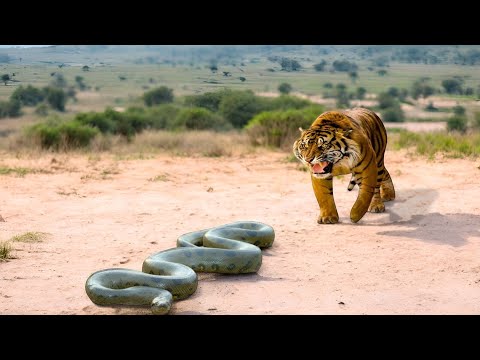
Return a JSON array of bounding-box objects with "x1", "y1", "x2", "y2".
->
[
  {"x1": 207, "y1": 187, "x2": 214, "y2": 192},
  {"x1": 338, "y1": 301, "x2": 345, "y2": 305},
  {"x1": 207, "y1": 308, "x2": 217, "y2": 311},
  {"x1": 0, "y1": 214, "x2": 5, "y2": 222}
]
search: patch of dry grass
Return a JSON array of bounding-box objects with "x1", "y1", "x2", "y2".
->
[
  {"x1": 111, "y1": 130, "x2": 257, "y2": 157},
  {"x1": 10, "y1": 232, "x2": 49, "y2": 243}
]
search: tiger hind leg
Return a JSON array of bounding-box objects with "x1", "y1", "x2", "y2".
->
[
  {"x1": 368, "y1": 167, "x2": 386, "y2": 213},
  {"x1": 380, "y1": 168, "x2": 395, "y2": 202}
]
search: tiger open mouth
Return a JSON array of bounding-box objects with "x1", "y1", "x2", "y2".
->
[{"x1": 311, "y1": 161, "x2": 333, "y2": 174}]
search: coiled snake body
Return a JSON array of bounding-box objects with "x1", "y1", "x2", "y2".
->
[{"x1": 85, "y1": 221, "x2": 275, "y2": 314}]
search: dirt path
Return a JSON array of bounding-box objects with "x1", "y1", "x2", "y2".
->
[{"x1": 1, "y1": 151, "x2": 479, "y2": 314}]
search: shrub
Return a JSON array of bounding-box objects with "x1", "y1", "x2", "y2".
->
[
  {"x1": 0, "y1": 99, "x2": 21, "y2": 118},
  {"x1": 356, "y1": 87, "x2": 367, "y2": 100},
  {"x1": 278, "y1": 82, "x2": 292, "y2": 95},
  {"x1": 453, "y1": 105, "x2": 466, "y2": 116},
  {"x1": 268, "y1": 95, "x2": 311, "y2": 110},
  {"x1": 26, "y1": 119, "x2": 99, "y2": 150},
  {"x1": 377, "y1": 92, "x2": 397, "y2": 109},
  {"x1": 382, "y1": 105, "x2": 405, "y2": 123},
  {"x1": 447, "y1": 116, "x2": 467, "y2": 133},
  {"x1": 10, "y1": 85, "x2": 45, "y2": 106},
  {"x1": 184, "y1": 91, "x2": 225, "y2": 112},
  {"x1": 75, "y1": 111, "x2": 116, "y2": 133},
  {"x1": 245, "y1": 105, "x2": 324, "y2": 148},
  {"x1": 218, "y1": 90, "x2": 265, "y2": 128},
  {"x1": 35, "y1": 103, "x2": 49, "y2": 116},
  {"x1": 143, "y1": 86, "x2": 174, "y2": 106},
  {"x1": 43, "y1": 86, "x2": 67, "y2": 111},
  {"x1": 173, "y1": 107, "x2": 231, "y2": 131}
]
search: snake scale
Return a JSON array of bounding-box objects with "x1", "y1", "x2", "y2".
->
[{"x1": 85, "y1": 221, "x2": 275, "y2": 314}]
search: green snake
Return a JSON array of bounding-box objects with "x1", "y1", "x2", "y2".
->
[{"x1": 85, "y1": 221, "x2": 275, "y2": 315}]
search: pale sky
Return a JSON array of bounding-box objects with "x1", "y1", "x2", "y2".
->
[{"x1": 0, "y1": 45, "x2": 51, "y2": 48}]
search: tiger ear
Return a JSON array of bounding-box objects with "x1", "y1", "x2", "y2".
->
[{"x1": 298, "y1": 127, "x2": 304, "y2": 133}]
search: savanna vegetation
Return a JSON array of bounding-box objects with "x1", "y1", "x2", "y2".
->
[{"x1": 0, "y1": 45, "x2": 479, "y2": 159}]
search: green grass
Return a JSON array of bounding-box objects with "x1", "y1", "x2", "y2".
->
[
  {"x1": 10, "y1": 232, "x2": 48, "y2": 243},
  {"x1": 391, "y1": 130, "x2": 480, "y2": 158},
  {"x1": 0, "y1": 241, "x2": 14, "y2": 261},
  {"x1": 0, "y1": 166, "x2": 52, "y2": 177},
  {"x1": 1, "y1": 61, "x2": 479, "y2": 112}
]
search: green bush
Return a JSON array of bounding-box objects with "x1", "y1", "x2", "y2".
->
[
  {"x1": 146, "y1": 104, "x2": 181, "y2": 129},
  {"x1": 184, "y1": 91, "x2": 224, "y2": 112},
  {"x1": 75, "y1": 111, "x2": 116, "y2": 133},
  {"x1": 35, "y1": 103, "x2": 49, "y2": 116},
  {"x1": 382, "y1": 105, "x2": 405, "y2": 122},
  {"x1": 10, "y1": 85, "x2": 45, "y2": 106},
  {"x1": 278, "y1": 82, "x2": 292, "y2": 95},
  {"x1": 245, "y1": 106, "x2": 324, "y2": 148},
  {"x1": 453, "y1": 105, "x2": 466, "y2": 116},
  {"x1": 218, "y1": 90, "x2": 265, "y2": 128},
  {"x1": 58, "y1": 121, "x2": 99, "y2": 148},
  {"x1": 26, "y1": 119, "x2": 98, "y2": 150},
  {"x1": 0, "y1": 99, "x2": 21, "y2": 118},
  {"x1": 377, "y1": 92, "x2": 397, "y2": 109},
  {"x1": 43, "y1": 86, "x2": 67, "y2": 111},
  {"x1": 268, "y1": 95, "x2": 311, "y2": 110},
  {"x1": 173, "y1": 107, "x2": 231, "y2": 131},
  {"x1": 447, "y1": 116, "x2": 467, "y2": 133},
  {"x1": 143, "y1": 86, "x2": 174, "y2": 106}
]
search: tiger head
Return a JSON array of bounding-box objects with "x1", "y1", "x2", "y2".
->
[{"x1": 293, "y1": 117, "x2": 361, "y2": 179}]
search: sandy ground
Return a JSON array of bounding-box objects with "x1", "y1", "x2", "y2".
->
[{"x1": 1, "y1": 150, "x2": 480, "y2": 315}]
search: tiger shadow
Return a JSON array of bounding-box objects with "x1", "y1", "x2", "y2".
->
[{"x1": 354, "y1": 188, "x2": 479, "y2": 247}]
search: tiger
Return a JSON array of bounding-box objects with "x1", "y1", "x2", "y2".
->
[{"x1": 292, "y1": 107, "x2": 395, "y2": 224}]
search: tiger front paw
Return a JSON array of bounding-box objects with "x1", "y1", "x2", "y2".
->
[
  {"x1": 368, "y1": 201, "x2": 385, "y2": 213},
  {"x1": 317, "y1": 215, "x2": 339, "y2": 224}
]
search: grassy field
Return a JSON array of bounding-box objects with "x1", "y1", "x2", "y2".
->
[{"x1": 1, "y1": 61, "x2": 480, "y2": 111}]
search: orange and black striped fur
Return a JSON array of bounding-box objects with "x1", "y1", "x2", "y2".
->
[{"x1": 293, "y1": 107, "x2": 395, "y2": 224}]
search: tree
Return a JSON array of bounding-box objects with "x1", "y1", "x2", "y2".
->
[
  {"x1": 335, "y1": 83, "x2": 350, "y2": 108},
  {"x1": 377, "y1": 93, "x2": 397, "y2": 109},
  {"x1": 2, "y1": 74, "x2": 10, "y2": 85},
  {"x1": 279, "y1": 57, "x2": 301, "y2": 71},
  {"x1": 218, "y1": 90, "x2": 264, "y2": 128},
  {"x1": 51, "y1": 73, "x2": 67, "y2": 88},
  {"x1": 10, "y1": 85, "x2": 45, "y2": 106},
  {"x1": 453, "y1": 105, "x2": 466, "y2": 116},
  {"x1": 349, "y1": 71, "x2": 358, "y2": 83},
  {"x1": 377, "y1": 70, "x2": 388, "y2": 76},
  {"x1": 332, "y1": 60, "x2": 357, "y2": 72},
  {"x1": 209, "y1": 65, "x2": 218, "y2": 73},
  {"x1": 382, "y1": 105, "x2": 405, "y2": 122},
  {"x1": 75, "y1": 76, "x2": 86, "y2": 90},
  {"x1": 441, "y1": 79, "x2": 464, "y2": 94},
  {"x1": 44, "y1": 87, "x2": 67, "y2": 111},
  {"x1": 447, "y1": 116, "x2": 467, "y2": 133},
  {"x1": 143, "y1": 86, "x2": 174, "y2": 106},
  {"x1": 411, "y1": 79, "x2": 435, "y2": 99},
  {"x1": 239, "y1": 77, "x2": 246, "y2": 82},
  {"x1": 313, "y1": 60, "x2": 327, "y2": 71},
  {"x1": 82, "y1": 65, "x2": 90, "y2": 71},
  {"x1": 278, "y1": 82, "x2": 292, "y2": 95},
  {"x1": 356, "y1": 87, "x2": 367, "y2": 100}
]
